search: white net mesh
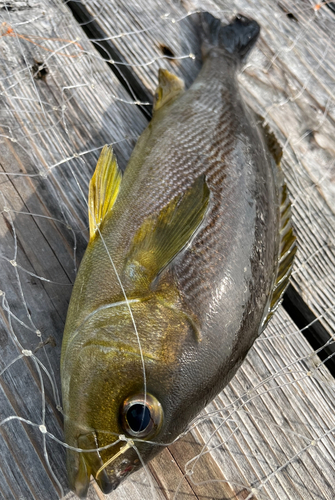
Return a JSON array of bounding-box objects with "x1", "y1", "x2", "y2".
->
[{"x1": 0, "y1": 0, "x2": 334, "y2": 499}]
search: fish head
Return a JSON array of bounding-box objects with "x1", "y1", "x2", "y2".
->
[
  {"x1": 61, "y1": 293, "x2": 193, "y2": 497},
  {"x1": 61, "y1": 164, "x2": 211, "y2": 496}
]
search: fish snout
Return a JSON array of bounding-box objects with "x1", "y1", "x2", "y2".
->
[
  {"x1": 93, "y1": 440, "x2": 139, "y2": 493},
  {"x1": 68, "y1": 451, "x2": 117, "y2": 497},
  {"x1": 66, "y1": 446, "x2": 90, "y2": 498},
  {"x1": 67, "y1": 431, "x2": 116, "y2": 497},
  {"x1": 68, "y1": 431, "x2": 139, "y2": 496}
]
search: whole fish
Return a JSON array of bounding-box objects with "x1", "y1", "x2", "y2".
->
[{"x1": 61, "y1": 13, "x2": 296, "y2": 497}]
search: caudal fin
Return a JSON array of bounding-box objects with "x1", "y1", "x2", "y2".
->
[{"x1": 196, "y1": 12, "x2": 260, "y2": 61}]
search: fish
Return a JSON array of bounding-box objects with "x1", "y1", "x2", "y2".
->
[{"x1": 61, "y1": 12, "x2": 297, "y2": 498}]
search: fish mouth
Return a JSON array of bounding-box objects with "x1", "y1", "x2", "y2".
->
[
  {"x1": 68, "y1": 433, "x2": 137, "y2": 497},
  {"x1": 93, "y1": 438, "x2": 136, "y2": 493},
  {"x1": 93, "y1": 457, "x2": 135, "y2": 494},
  {"x1": 95, "y1": 470, "x2": 120, "y2": 495},
  {"x1": 70, "y1": 465, "x2": 119, "y2": 497},
  {"x1": 70, "y1": 461, "x2": 119, "y2": 497}
]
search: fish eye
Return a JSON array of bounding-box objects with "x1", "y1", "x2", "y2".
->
[{"x1": 121, "y1": 393, "x2": 163, "y2": 438}]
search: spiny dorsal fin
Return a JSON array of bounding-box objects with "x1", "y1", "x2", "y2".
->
[
  {"x1": 124, "y1": 175, "x2": 210, "y2": 287},
  {"x1": 88, "y1": 145, "x2": 122, "y2": 242},
  {"x1": 262, "y1": 182, "x2": 297, "y2": 330},
  {"x1": 153, "y1": 69, "x2": 185, "y2": 112}
]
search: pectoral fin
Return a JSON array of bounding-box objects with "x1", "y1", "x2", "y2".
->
[
  {"x1": 125, "y1": 175, "x2": 210, "y2": 286},
  {"x1": 88, "y1": 145, "x2": 122, "y2": 242},
  {"x1": 153, "y1": 69, "x2": 184, "y2": 112}
]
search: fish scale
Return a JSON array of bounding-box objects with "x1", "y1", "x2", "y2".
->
[
  {"x1": 124, "y1": 93, "x2": 232, "y2": 231},
  {"x1": 61, "y1": 13, "x2": 296, "y2": 497},
  {"x1": 173, "y1": 95, "x2": 237, "y2": 313}
]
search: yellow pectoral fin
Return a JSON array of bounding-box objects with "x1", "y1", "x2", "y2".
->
[
  {"x1": 88, "y1": 145, "x2": 122, "y2": 242},
  {"x1": 126, "y1": 175, "x2": 210, "y2": 286},
  {"x1": 153, "y1": 68, "x2": 185, "y2": 112}
]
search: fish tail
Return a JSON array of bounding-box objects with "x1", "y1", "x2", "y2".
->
[{"x1": 196, "y1": 12, "x2": 260, "y2": 61}]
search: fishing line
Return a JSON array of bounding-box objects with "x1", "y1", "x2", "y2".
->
[
  {"x1": 95, "y1": 227, "x2": 149, "y2": 436},
  {"x1": 84, "y1": 159, "x2": 149, "y2": 447},
  {"x1": 60, "y1": 136, "x2": 150, "y2": 438},
  {"x1": 0, "y1": 1, "x2": 335, "y2": 499}
]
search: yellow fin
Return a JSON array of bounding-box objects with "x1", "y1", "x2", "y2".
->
[
  {"x1": 262, "y1": 183, "x2": 297, "y2": 330},
  {"x1": 153, "y1": 68, "x2": 184, "y2": 112},
  {"x1": 88, "y1": 145, "x2": 122, "y2": 242},
  {"x1": 125, "y1": 175, "x2": 210, "y2": 286},
  {"x1": 256, "y1": 113, "x2": 283, "y2": 166},
  {"x1": 254, "y1": 115, "x2": 296, "y2": 330}
]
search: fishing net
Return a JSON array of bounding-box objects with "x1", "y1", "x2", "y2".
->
[{"x1": 0, "y1": 0, "x2": 334, "y2": 499}]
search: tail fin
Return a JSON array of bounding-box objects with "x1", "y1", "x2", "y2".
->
[{"x1": 196, "y1": 12, "x2": 260, "y2": 61}]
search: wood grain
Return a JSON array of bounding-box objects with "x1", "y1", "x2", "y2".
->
[{"x1": 0, "y1": 1, "x2": 334, "y2": 500}]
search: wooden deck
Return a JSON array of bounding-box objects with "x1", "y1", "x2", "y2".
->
[{"x1": 0, "y1": 0, "x2": 334, "y2": 499}]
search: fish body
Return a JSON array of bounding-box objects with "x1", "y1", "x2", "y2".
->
[{"x1": 61, "y1": 13, "x2": 296, "y2": 497}]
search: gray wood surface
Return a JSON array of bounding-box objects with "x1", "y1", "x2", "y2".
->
[{"x1": 0, "y1": 0, "x2": 334, "y2": 499}]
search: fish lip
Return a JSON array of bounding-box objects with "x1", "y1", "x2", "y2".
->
[
  {"x1": 71, "y1": 454, "x2": 136, "y2": 496},
  {"x1": 93, "y1": 451, "x2": 138, "y2": 493},
  {"x1": 67, "y1": 430, "x2": 140, "y2": 495},
  {"x1": 69, "y1": 449, "x2": 119, "y2": 496},
  {"x1": 73, "y1": 480, "x2": 90, "y2": 499},
  {"x1": 64, "y1": 435, "x2": 88, "y2": 497},
  {"x1": 93, "y1": 463, "x2": 135, "y2": 493},
  {"x1": 68, "y1": 455, "x2": 90, "y2": 499},
  {"x1": 95, "y1": 472, "x2": 120, "y2": 494},
  {"x1": 72, "y1": 434, "x2": 136, "y2": 495}
]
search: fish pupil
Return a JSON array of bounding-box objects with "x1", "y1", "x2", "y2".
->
[{"x1": 126, "y1": 404, "x2": 151, "y2": 432}]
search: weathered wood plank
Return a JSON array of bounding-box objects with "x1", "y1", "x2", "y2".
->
[{"x1": 0, "y1": 1, "x2": 334, "y2": 500}]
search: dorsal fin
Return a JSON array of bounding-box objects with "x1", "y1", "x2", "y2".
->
[
  {"x1": 256, "y1": 113, "x2": 283, "y2": 166},
  {"x1": 153, "y1": 69, "x2": 184, "y2": 112},
  {"x1": 88, "y1": 145, "x2": 122, "y2": 242},
  {"x1": 254, "y1": 114, "x2": 297, "y2": 330},
  {"x1": 262, "y1": 181, "x2": 297, "y2": 329}
]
